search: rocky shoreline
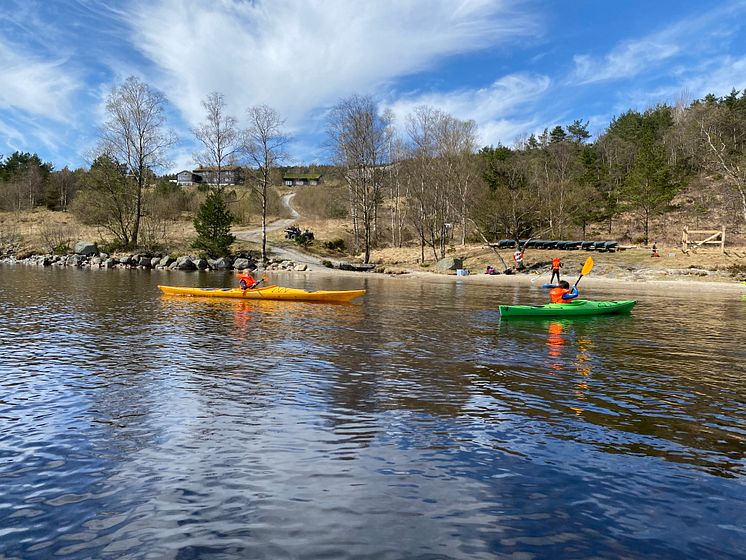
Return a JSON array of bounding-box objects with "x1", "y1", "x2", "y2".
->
[
  {"x1": 3, "y1": 240, "x2": 745, "y2": 289},
  {"x1": 0, "y1": 241, "x2": 309, "y2": 272}
]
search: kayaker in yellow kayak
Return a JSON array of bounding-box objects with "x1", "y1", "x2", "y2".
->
[
  {"x1": 237, "y1": 272, "x2": 258, "y2": 290},
  {"x1": 548, "y1": 280, "x2": 578, "y2": 304}
]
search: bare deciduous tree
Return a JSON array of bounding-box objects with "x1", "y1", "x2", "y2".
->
[
  {"x1": 48, "y1": 166, "x2": 77, "y2": 211},
  {"x1": 193, "y1": 92, "x2": 241, "y2": 191},
  {"x1": 387, "y1": 134, "x2": 408, "y2": 248},
  {"x1": 99, "y1": 76, "x2": 176, "y2": 248},
  {"x1": 244, "y1": 105, "x2": 289, "y2": 262},
  {"x1": 327, "y1": 95, "x2": 391, "y2": 263},
  {"x1": 693, "y1": 105, "x2": 746, "y2": 225},
  {"x1": 404, "y1": 106, "x2": 477, "y2": 260},
  {"x1": 437, "y1": 116, "x2": 477, "y2": 246}
]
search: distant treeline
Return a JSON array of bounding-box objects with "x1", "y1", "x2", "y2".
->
[{"x1": 1, "y1": 88, "x2": 745, "y2": 259}]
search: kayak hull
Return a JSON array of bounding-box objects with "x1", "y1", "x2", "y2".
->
[
  {"x1": 499, "y1": 299, "x2": 636, "y2": 318},
  {"x1": 158, "y1": 285, "x2": 365, "y2": 303}
]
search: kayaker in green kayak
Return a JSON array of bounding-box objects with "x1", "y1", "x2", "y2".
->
[{"x1": 548, "y1": 280, "x2": 578, "y2": 303}]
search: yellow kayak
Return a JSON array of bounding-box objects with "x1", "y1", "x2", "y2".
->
[{"x1": 158, "y1": 284, "x2": 365, "y2": 303}]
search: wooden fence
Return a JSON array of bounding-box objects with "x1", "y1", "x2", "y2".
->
[{"x1": 681, "y1": 227, "x2": 725, "y2": 253}]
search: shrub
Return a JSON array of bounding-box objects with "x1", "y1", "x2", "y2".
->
[
  {"x1": 52, "y1": 243, "x2": 69, "y2": 255},
  {"x1": 0, "y1": 227, "x2": 22, "y2": 253},
  {"x1": 39, "y1": 223, "x2": 74, "y2": 254},
  {"x1": 98, "y1": 239, "x2": 127, "y2": 254},
  {"x1": 294, "y1": 232, "x2": 313, "y2": 247},
  {"x1": 323, "y1": 238, "x2": 346, "y2": 252}
]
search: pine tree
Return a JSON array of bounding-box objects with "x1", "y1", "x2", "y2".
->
[
  {"x1": 623, "y1": 138, "x2": 679, "y2": 245},
  {"x1": 192, "y1": 190, "x2": 235, "y2": 257}
]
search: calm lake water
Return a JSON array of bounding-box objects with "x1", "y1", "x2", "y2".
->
[{"x1": 1, "y1": 266, "x2": 745, "y2": 559}]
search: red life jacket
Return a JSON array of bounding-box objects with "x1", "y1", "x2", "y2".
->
[
  {"x1": 552, "y1": 258, "x2": 561, "y2": 270},
  {"x1": 550, "y1": 287, "x2": 571, "y2": 304}
]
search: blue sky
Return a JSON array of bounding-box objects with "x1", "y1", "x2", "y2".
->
[{"x1": 1, "y1": 0, "x2": 746, "y2": 174}]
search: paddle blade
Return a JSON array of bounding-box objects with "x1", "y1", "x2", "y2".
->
[{"x1": 581, "y1": 256, "x2": 594, "y2": 276}]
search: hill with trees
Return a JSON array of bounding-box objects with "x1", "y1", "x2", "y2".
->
[{"x1": 1, "y1": 77, "x2": 745, "y2": 265}]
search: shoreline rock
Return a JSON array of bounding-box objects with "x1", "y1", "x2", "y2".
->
[
  {"x1": 0, "y1": 250, "x2": 311, "y2": 273},
  {"x1": 2, "y1": 244, "x2": 744, "y2": 286}
]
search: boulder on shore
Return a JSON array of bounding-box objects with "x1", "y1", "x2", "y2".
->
[
  {"x1": 74, "y1": 241, "x2": 98, "y2": 256},
  {"x1": 233, "y1": 257, "x2": 251, "y2": 270},
  {"x1": 434, "y1": 257, "x2": 462, "y2": 271},
  {"x1": 174, "y1": 256, "x2": 197, "y2": 270},
  {"x1": 209, "y1": 257, "x2": 231, "y2": 270}
]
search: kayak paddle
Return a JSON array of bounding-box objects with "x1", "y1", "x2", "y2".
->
[{"x1": 574, "y1": 256, "x2": 594, "y2": 288}]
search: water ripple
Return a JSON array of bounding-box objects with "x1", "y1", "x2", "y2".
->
[{"x1": 0, "y1": 268, "x2": 744, "y2": 558}]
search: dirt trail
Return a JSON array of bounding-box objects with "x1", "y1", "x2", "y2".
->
[{"x1": 232, "y1": 193, "x2": 327, "y2": 271}]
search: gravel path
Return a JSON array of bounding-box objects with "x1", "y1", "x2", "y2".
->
[{"x1": 232, "y1": 193, "x2": 327, "y2": 271}]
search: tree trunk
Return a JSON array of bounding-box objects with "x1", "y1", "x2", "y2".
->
[{"x1": 132, "y1": 172, "x2": 143, "y2": 248}]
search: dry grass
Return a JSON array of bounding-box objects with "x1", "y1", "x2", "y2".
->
[
  {"x1": 3, "y1": 206, "x2": 745, "y2": 280},
  {"x1": 370, "y1": 242, "x2": 746, "y2": 278},
  {"x1": 0, "y1": 208, "x2": 200, "y2": 255},
  {"x1": 0, "y1": 209, "x2": 100, "y2": 254}
]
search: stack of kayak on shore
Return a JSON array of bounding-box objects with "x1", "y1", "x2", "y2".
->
[{"x1": 493, "y1": 239, "x2": 620, "y2": 252}]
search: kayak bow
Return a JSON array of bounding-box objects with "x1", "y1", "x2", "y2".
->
[
  {"x1": 500, "y1": 299, "x2": 636, "y2": 318},
  {"x1": 158, "y1": 284, "x2": 365, "y2": 303}
]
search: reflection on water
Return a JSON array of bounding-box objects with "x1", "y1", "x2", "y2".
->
[
  {"x1": 1, "y1": 267, "x2": 745, "y2": 559},
  {"x1": 541, "y1": 320, "x2": 595, "y2": 414}
]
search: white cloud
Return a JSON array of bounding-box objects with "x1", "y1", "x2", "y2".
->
[
  {"x1": 0, "y1": 118, "x2": 26, "y2": 149},
  {"x1": 127, "y1": 0, "x2": 540, "y2": 130},
  {"x1": 0, "y1": 38, "x2": 79, "y2": 122},
  {"x1": 383, "y1": 72, "x2": 551, "y2": 146},
  {"x1": 683, "y1": 54, "x2": 746, "y2": 98},
  {"x1": 571, "y1": 2, "x2": 746, "y2": 85},
  {"x1": 572, "y1": 41, "x2": 679, "y2": 85}
]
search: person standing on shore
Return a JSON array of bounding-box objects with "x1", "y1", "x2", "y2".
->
[
  {"x1": 513, "y1": 248, "x2": 525, "y2": 271},
  {"x1": 550, "y1": 257, "x2": 562, "y2": 283},
  {"x1": 651, "y1": 240, "x2": 660, "y2": 257}
]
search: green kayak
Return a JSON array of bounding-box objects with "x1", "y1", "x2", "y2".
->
[{"x1": 499, "y1": 299, "x2": 637, "y2": 318}]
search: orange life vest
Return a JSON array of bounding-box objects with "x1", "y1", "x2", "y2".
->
[
  {"x1": 550, "y1": 287, "x2": 571, "y2": 304},
  {"x1": 552, "y1": 258, "x2": 561, "y2": 270},
  {"x1": 237, "y1": 274, "x2": 256, "y2": 289}
]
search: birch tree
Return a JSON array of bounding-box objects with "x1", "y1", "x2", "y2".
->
[
  {"x1": 326, "y1": 95, "x2": 391, "y2": 263},
  {"x1": 404, "y1": 107, "x2": 476, "y2": 260},
  {"x1": 193, "y1": 92, "x2": 241, "y2": 191},
  {"x1": 244, "y1": 105, "x2": 288, "y2": 262},
  {"x1": 99, "y1": 76, "x2": 176, "y2": 248}
]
